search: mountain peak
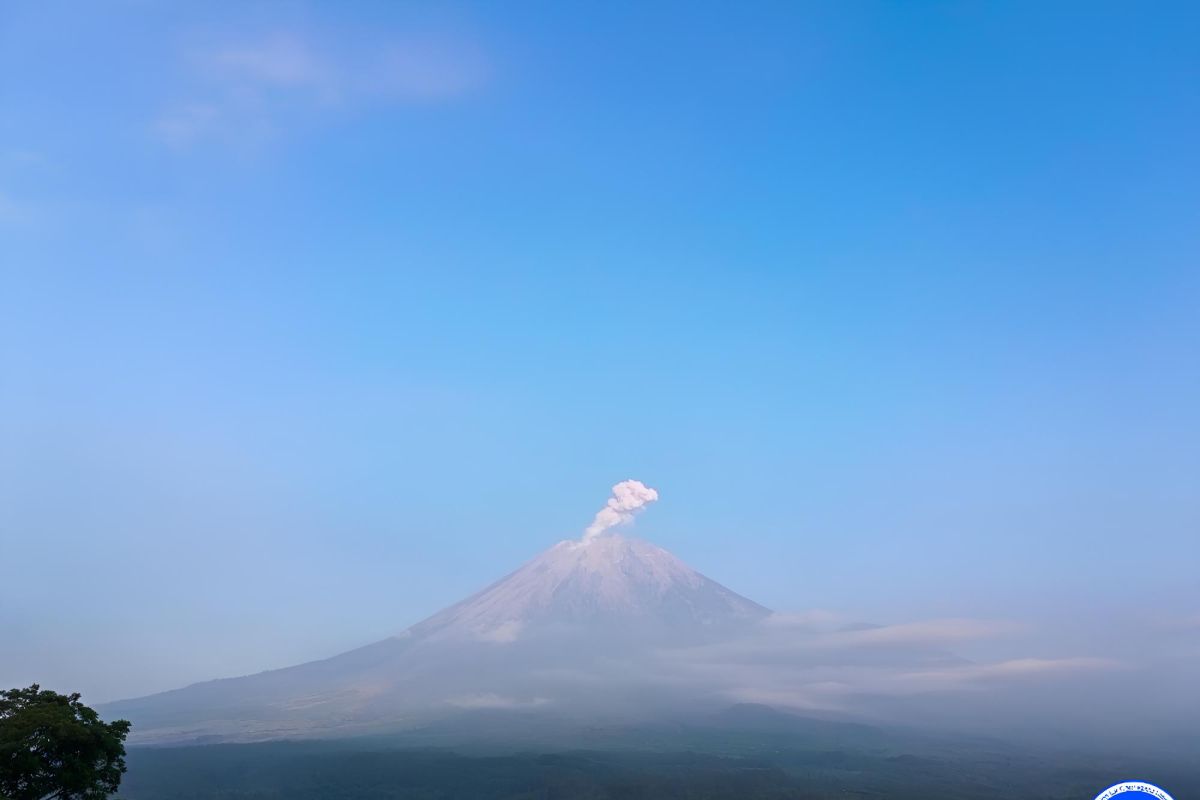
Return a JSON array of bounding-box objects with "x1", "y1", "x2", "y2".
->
[{"x1": 409, "y1": 533, "x2": 769, "y2": 645}]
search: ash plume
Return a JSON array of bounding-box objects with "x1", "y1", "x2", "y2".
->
[{"x1": 583, "y1": 479, "x2": 659, "y2": 541}]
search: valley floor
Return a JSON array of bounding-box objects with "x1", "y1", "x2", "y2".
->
[{"x1": 116, "y1": 737, "x2": 1198, "y2": 800}]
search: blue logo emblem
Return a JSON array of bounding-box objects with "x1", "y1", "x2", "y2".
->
[{"x1": 1093, "y1": 781, "x2": 1175, "y2": 800}]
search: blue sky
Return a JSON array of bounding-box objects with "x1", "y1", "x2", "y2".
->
[{"x1": 2, "y1": 1, "x2": 1198, "y2": 702}]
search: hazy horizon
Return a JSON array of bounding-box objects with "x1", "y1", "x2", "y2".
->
[{"x1": 2, "y1": 0, "x2": 1197, "y2": 752}]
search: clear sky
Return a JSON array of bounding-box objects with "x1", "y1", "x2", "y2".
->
[{"x1": 1, "y1": 1, "x2": 1197, "y2": 704}]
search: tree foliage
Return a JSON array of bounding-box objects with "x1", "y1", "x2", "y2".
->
[{"x1": 0, "y1": 685, "x2": 130, "y2": 800}]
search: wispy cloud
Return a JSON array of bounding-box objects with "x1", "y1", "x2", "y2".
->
[
  {"x1": 0, "y1": 189, "x2": 32, "y2": 226},
  {"x1": 759, "y1": 610, "x2": 845, "y2": 630},
  {"x1": 369, "y1": 36, "x2": 487, "y2": 100},
  {"x1": 3, "y1": 150, "x2": 51, "y2": 169},
  {"x1": 447, "y1": 693, "x2": 549, "y2": 710},
  {"x1": 821, "y1": 618, "x2": 1023, "y2": 648},
  {"x1": 155, "y1": 28, "x2": 488, "y2": 148},
  {"x1": 718, "y1": 656, "x2": 1120, "y2": 712},
  {"x1": 893, "y1": 657, "x2": 1122, "y2": 691},
  {"x1": 208, "y1": 34, "x2": 331, "y2": 92},
  {"x1": 649, "y1": 612, "x2": 1118, "y2": 718},
  {"x1": 477, "y1": 620, "x2": 523, "y2": 644},
  {"x1": 154, "y1": 103, "x2": 226, "y2": 148},
  {"x1": 665, "y1": 615, "x2": 1020, "y2": 669}
]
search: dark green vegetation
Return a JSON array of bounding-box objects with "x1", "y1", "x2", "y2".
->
[
  {"x1": 0, "y1": 685, "x2": 131, "y2": 800},
  {"x1": 115, "y1": 708, "x2": 1198, "y2": 800}
]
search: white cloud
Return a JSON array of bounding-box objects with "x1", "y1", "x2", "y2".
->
[
  {"x1": 648, "y1": 612, "x2": 1119, "y2": 718},
  {"x1": 889, "y1": 657, "x2": 1122, "y2": 692},
  {"x1": 208, "y1": 34, "x2": 331, "y2": 91},
  {"x1": 447, "y1": 693, "x2": 549, "y2": 710},
  {"x1": 712, "y1": 656, "x2": 1119, "y2": 714},
  {"x1": 820, "y1": 618, "x2": 1022, "y2": 648},
  {"x1": 156, "y1": 28, "x2": 488, "y2": 148},
  {"x1": 661, "y1": 616, "x2": 1019, "y2": 671},
  {"x1": 477, "y1": 620, "x2": 523, "y2": 644},
  {"x1": 724, "y1": 685, "x2": 842, "y2": 711},
  {"x1": 760, "y1": 610, "x2": 846, "y2": 630}
]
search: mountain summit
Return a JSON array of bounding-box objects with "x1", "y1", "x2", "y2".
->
[
  {"x1": 411, "y1": 534, "x2": 769, "y2": 645},
  {"x1": 105, "y1": 534, "x2": 769, "y2": 743}
]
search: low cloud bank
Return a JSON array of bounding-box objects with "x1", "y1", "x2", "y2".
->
[{"x1": 648, "y1": 612, "x2": 1136, "y2": 734}]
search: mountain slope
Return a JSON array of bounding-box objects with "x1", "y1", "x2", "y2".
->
[
  {"x1": 412, "y1": 534, "x2": 768, "y2": 644},
  {"x1": 104, "y1": 534, "x2": 770, "y2": 743}
]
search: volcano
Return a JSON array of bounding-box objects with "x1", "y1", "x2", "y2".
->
[
  {"x1": 413, "y1": 533, "x2": 768, "y2": 643},
  {"x1": 104, "y1": 534, "x2": 770, "y2": 743}
]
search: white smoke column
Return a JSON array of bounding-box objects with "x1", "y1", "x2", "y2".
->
[{"x1": 583, "y1": 479, "x2": 660, "y2": 541}]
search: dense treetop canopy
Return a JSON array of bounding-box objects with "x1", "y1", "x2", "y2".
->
[{"x1": 0, "y1": 685, "x2": 130, "y2": 800}]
